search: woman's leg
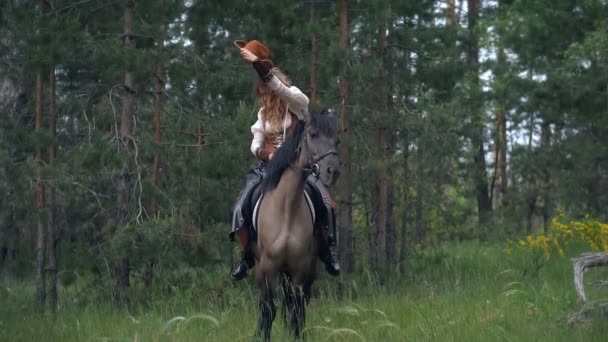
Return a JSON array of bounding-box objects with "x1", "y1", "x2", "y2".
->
[
  {"x1": 235, "y1": 228, "x2": 249, "y2": 251},
  {"x1": 230, "y1": 167, "x2": 263, "y2": 280},
  {"x1": 231, "y1": 227, "x2": 254, "y2": 280},
  {"x1": 307, "y1": 176, "x2": 341, "y2": 276}
]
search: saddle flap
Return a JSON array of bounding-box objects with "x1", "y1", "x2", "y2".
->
[{"x1": 252, "y1": 191, "x2": 316, "y2": 232}]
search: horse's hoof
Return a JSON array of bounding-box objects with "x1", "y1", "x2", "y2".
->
[{"x1": 325, "y1": 263, "x2": 341, "y2": 277}]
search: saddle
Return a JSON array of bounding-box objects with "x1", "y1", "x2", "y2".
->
[{"x1": 243, "y1": 181, "x2": 325, "y2": 240}]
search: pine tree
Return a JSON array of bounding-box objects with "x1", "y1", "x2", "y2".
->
[
  {"x1": 490, "y1": 0, "x2": 508, "y2": 209},
  {"x1": 115, "y1": 0, "x2": 137, "y2": 302},
  {"x1": 336, "y1": 0, "x2": 354, "y2": 273},
  {"x1": 35, "y1": 68, "x2": 46, "y2": 310},
  {"x1": 467, "y1": 0, "x2": 492, "y2": 229},
  {"x1": 47, "y1": 64, "x2": 57, "y2": 311}
]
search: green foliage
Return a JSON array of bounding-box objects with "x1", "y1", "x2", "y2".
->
[
  {"x1": 1, "y1": 0, "x2": 608, "y2": 323},
  {"x1": 505, "y1": 212, "x2": 608, "y2": 277},
  {"x1": 2, "y1": 242, "x2": 608, "y2": 341}
]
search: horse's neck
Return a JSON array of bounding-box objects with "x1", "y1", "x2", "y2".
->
[
  {"x1": 274, "y1": 167, "x2": 305, "y2": 208},
  {"x1": 272, "y1": 147, "x2": 308, "y2": 212}
]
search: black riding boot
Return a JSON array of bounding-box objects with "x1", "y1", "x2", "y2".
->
[
  {"x1": 326, "y1": 247, "x2": 341, "y2": 276},
  {"x1": 322, "y1": 208, "x2": 341, "y2": 276},
  {"x1": 231, "y1": 248, "x2": 254, "y2": 280}
]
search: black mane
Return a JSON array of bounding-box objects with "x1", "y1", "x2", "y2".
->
[{"x1": 261, "y1": 120, "x2": 306, "y2": 193}]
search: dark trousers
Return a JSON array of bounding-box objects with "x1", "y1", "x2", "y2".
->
[{"x1": 230, "y1": 164, "x2": 266, "y2": 241}]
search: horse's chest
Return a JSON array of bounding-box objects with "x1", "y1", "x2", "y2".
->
[{"x1": 253, "y1": 193, "x2": 316, "y2": 232}]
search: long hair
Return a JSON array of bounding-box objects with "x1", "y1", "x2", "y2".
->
[
  {"x1": 256, "y1": 68, "x2": 291, "y2": 129},
  {"x1": 261, "y1": 120, "x2": 305, "y2": 193}
]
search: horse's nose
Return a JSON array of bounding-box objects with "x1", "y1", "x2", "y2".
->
[{"x1": 327, "y1": 166, "x2": 340, "y2": 179}]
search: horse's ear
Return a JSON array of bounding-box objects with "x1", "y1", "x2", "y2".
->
[
  {"x1": 320, "y1": 109, "x2": 338, "y2": 118},
  {"x1": 303, "y1": 107, "x2": 312, "y2": 125}
]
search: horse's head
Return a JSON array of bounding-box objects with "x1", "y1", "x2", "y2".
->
[
  {"x1": 303, "y1": 111, "x2": 340, "y2": 187},
  {"x1": 261, "y1": 111, "x2": 340, "y2": 193}
]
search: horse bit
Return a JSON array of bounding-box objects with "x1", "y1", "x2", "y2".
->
[{"x1": 301, "y1": 133, "x2": 337, "y2": 178}]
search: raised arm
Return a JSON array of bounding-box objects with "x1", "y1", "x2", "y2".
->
[
  {"x1": 239, "y1": 47, "x2": 309, "y2": 120},
  {"x1": 251, "y1": 60, "x2": 309, "y2": 121}
]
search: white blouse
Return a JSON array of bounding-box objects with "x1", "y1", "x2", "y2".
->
[{"x1": 250, "y1": 75, "x2": 310, "y2": 157}]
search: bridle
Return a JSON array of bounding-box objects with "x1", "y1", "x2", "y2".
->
[{"x1": 299, "y1": 129, "x2": 337, "y2": 178}]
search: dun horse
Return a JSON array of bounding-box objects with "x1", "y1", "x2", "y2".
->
[{"x1": 252, "y1": 112, "x2": 340, "y2": 340}]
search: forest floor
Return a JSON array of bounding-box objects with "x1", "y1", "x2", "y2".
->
[{"x1": 1, "y1": 242, "x2": 607, "y2": 341}]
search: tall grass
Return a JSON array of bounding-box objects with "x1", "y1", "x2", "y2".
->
[{"x1": 1, "y1": 241, "x2": 607, "y2": 341}]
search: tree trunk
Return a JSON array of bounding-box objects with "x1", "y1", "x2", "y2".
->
[
  {"x1": 491, "y1": 0, "x2": 508, "y2": 208},
  {"x1": 337, "y1": 0, "x2": 354, "y2": 273},
  {"x1": 380, "y1": 14, "x2": 397, "y2": 270},
  {"x1": 152, "y1": 0, "x2": 166, "y2": 219},
  {"x1": 374, "y1": 17, "x2": 393, "y2": 273},
  {"x1": 116, "y1": 0, "x2": 136, "y2": 302},
  {"x1": 399, "y1": 132, "x2": 410, "y2": 274},
  {"x1": 147, "y1": 0, "x2": 167, "y2": 289},
  {"x1": 446, "y1": 0, "x2": 456, "y2": 26},
  {"x1": 439, "y1": 0, "x2": 458, "y2": 234},
  {"x1": 309, "y1": 0, "x2": 317, "y2": 107},
  {"x1": 415, "y1": 145, "x2": 424, "y2": 244},
  {"x1": 35, "y1": 70, "x2": 46, "y2": 311},
  {"x1": 540, "y1": 120, "x2": 551, "y2": 231},
  {"x1": 47, "y1": 65, "x2": 58, "y2": 311},
  {"x1": 197, "y1": 125, "x2": 204, "y2": 229},
  {"x1": 492, "y1": 103, "x2": 507, "y2": 207},
  {"x1": 373, "y1": 126, "x2": 388, "y2": 271},
  {"x1": 468, "y1": 0, "x2": 491, "y2": 229},
  {"x1": 384, "y1": 16, "x2": 396, "y2": 270},
  {"x1": 525, "y1": 110, "x2": 536, "y2": 235},
  {"x1": 386, "y1": 173, "x2": 396, "y2": 270}
]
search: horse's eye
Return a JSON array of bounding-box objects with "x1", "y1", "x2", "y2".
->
[{"x1": 310, "y1": 133, "x2": 318, "y2": 139}]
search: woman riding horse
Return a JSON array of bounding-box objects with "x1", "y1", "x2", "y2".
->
[{"x1": 229, "y1": 39, "x2": 340, "y2": 280}]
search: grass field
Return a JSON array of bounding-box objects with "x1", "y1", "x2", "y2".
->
[{"x1": 1, "y1": 242, "x2": 607, "y2": 341}]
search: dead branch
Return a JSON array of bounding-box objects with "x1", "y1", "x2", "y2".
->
[
  {"x1": 566, "y1": 301, "x2": 608, "y2": 325},
  {"x1": 178, "y1": 129, "x2": 225, "y2": 137},
  {"x1": 593, "y1": 280, "x2": 608, "y2": 289},
  {"x1": 572, "y1": 252, "x2": 608, "y2": 302}
]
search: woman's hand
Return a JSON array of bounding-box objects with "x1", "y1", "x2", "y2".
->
[
  {"x1": 258, "y1": 149, "x2": 274, "y2": 162},
  {"x1": 240, "y1": 48, "x2": 258, "y2": 63}
]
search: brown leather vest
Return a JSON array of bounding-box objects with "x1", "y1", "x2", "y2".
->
[{"x1": 264, "y1": 111, "x2": 299, "y2": 152}]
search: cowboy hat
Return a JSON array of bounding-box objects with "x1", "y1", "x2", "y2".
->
[
  {"x1": 234, "y1": 39, "x2": 275, "y2": 68},
  {"x1": 234, "y1": 40, "x2": 269, "y2": 59}
]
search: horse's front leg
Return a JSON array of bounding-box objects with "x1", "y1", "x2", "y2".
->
[
  {"x1": 292, "y1": 285, "x2": 306, "y2": 338},
  {"x1": 256, "y1": 290, "x2": 275, "y2": 341},
  {"x1": 256, "y1": 260, "x2": 276, "y2": 341}
]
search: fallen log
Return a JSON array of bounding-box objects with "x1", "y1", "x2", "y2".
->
[{"x1": 572, "y1": 252, "x2": 608, "y2": 302}]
